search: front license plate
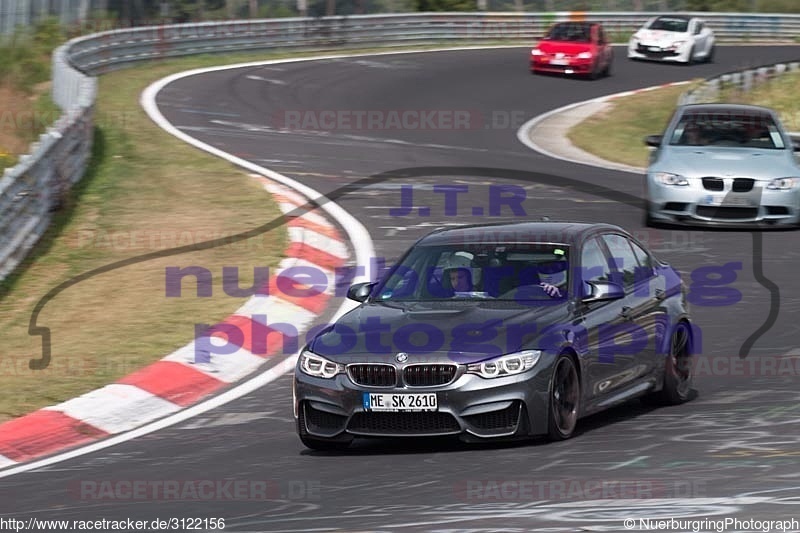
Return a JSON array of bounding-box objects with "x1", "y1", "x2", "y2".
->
[
  {"x1": 649, "y1": 46, "x2": 661, "y2": 52},
  {"x1": 550, "y1": 59, "x2": 569, "y2": 65},
  {"x1": 701, "y1": 195, "x2": 753, "y2": 207},
  {"x1": 363, "y1": 392, "x2": 438, "y2": 412}
]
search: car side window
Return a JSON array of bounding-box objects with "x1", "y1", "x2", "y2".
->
[
  {"x1": 580, "y1": 237, "x2": 612, "y2": 295},
  {"x1": 630, "y1": 240, "x2": 653, "y2": 271},
  {"x1": 598, "y1": 27, "x2": 606, "y2": 45},
  {"x1": 694, "y1": 21, "x2": 702, "y2": 35},
  {"x1": 601, "y1": 234, "x2": 639, "y2": 290}
]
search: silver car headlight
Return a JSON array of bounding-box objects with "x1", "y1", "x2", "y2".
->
[
  {"x1": 467, "y1": 350, "x2": 541, "y2": 379},
  {"x1": 766, "y1": 177, "x2": 798, "y2": 190},
  {"x1": 299, "y1": 349, "x2": 344, "y2": 379},
  {"x1": 654, "y1": 172, "x2": 689, "y2": 186},
  {"x1": 671, "y1": 40, "x2": 686, "y2": 50}
]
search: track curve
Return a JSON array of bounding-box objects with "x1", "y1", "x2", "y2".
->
[{"x1": 3, "y1": 46, "x2": 800, "y2": 531}]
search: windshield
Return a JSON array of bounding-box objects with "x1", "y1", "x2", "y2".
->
[
  {"x1": 648, "y1": 17, "x2": 689, "y2": 33},
  {"x1": 669, "y1": 111, "x2": 785, "y2": 149},
  {"x1": 545, "y1": 23, "x2": 591, "y2": 43},
  {"x1": 374, "y1": 242, "x2": 570, "y2": 304}
]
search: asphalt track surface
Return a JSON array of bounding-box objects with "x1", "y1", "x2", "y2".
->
[{"x1": 3, "y1": 46, "x2": 800, "y2": 532}]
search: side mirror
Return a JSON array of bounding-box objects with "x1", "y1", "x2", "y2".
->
[
  {"x1": 347, "y1": 282, "x2": 376, "y2": 303},
  {"x1": 645, "y1": 134, "x2": 663, "y2": 148},
  {"x1": 791, "y1": 137, "x2": 800, "y2": 152},
  {"x1": 582, "y1": 281, "x2": 625, "y2": 303}
]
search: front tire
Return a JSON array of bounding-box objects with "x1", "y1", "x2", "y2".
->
[
  {"x1": 705, "y1": 45, "x2": 715, "y2": 63},
  {"x1": 297, "y1": 404, "x2": 353, "y2": 451},
  {"x1": 547, "y1": 353, "x2": 580, "y2": 440},
  {"x1": 685, "y1": 45, "x2": 695, "y2": 65}
]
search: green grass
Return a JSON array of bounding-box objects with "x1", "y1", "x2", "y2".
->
[
  {"x1": 568, "y1": 70, "x2": 800, "y2": 170},
  {"x1": 716, "y1": 71, "x2": 800, "y2": 132},
  {"x1": 1, "y1": 42, "x2": 540, "y2": 423},
  {"x1": 567, "y1": 83, "x2": 702, "y2": 169}
]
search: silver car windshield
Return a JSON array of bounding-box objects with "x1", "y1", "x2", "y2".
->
[
  {"x1": 648, "y1": 17, "x2": 689, "y2": 32},
  {"x1": 374, "y1": 243, "x2": 570, "y2": 303},
  {"x1": 669, "y1": 112, "x2": 786, "y2": 149}
]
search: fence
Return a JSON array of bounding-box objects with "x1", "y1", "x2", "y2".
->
[
  {"x1": 680, "y1": 60, "x2": 800, "y2": 105},
  {"x1": 2, "y1": 12, "x2": 800, "y2": 283}
]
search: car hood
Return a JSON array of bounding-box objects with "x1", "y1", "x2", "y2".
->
[
  {"x1": 634, "y1": 29, "x2": 687, "y2": 44},
  {"x1": 654, "y1": 147, "x2": 799, "y2": 178},
  {"x1": 536, "y1": 41, "x2": 593, "y2": 55},
  {"x1": 307, "y1": 300, "x2": 571, "y2": 363}
]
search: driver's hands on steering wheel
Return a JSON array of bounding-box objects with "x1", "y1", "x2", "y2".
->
[{"x1": 539, "y1": 282, "x2": 561, "y2": 297}]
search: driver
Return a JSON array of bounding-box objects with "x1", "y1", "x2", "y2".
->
[
  {"x1": 442, "y1": 252, "x2": 481, "y2": 294},
  {"x1": 537, "y1": 262, "x2": 567, "y2": 298}
]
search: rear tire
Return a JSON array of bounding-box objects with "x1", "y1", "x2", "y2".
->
[
  {"x1": 547, "y1": 353, "x2": 580, "y2": 440},
  {"x1": 660, "y1": 322, "x2": 694, "y2": 404},
  {"x1": 643, "y1": 322, "x2": 694, "y2": 405}
]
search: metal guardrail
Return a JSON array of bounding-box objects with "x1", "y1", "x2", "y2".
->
[
  {"x1": 680, "y1": 60, "x2": 800, "y2": 107},
  {"x1": 2, "y1": 12, "x2": 800, "y2": 283}
]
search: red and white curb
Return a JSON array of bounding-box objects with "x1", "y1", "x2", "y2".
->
[
  {"x1": 0, "y1": 178, "x2": 349, "y2": 466},
  {"x1": 517, "y1": 80, "x2": 693, "y2": 175}
]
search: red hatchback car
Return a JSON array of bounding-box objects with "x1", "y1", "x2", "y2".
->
[{"x1": 530, "y1": 21, "x2": 613, "y2": 79}]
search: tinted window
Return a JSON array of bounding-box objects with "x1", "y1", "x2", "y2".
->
[
  {"x1": 580, "y1": 237, "x2": 611, "y2": 285},
  {"x1": 376, "y1": 242, "x2": 570, "y2": 303},
  {"x1": 601, "y1": 234, "x2": 639, "y2": 289},
  {"x1": 546, "y1": 22, "x2": 591, "y2": 42},
  {"x1": 630, "y1": 240, "x2": 653, "y2": 271},
  {"x1": 649, "y1": 16, "x2": 689, "y2": 32},
  {"x1": 669, "y1": 110, "x2": 785, "y2": 149}
]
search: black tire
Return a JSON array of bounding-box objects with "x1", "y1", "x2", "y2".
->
[
  {"x1": 602, "y1": 58, "x2": 612, "y2": 77},
  {"x1": 588, "y1": 61, "x2": 600, "y2": 80},
  {"x1": 660, "y1": 322, "x2": 694, "y2": 404},
  {"x1": 644, "y1": 207, "x2": 657, "y2": 228},
  {"x1": 705, "y1": 45, "x2": 715, "y2": 63},
  {"x1": 547, "y1": 353, "x2": 580, "y2": 440},
  {"x1": 297, "y1": 404, "x2": 353, "y2": 451},
  {"x1": 299, "y1": 434, "x2": 352, "y2": 451},
  {"x1": 685, "y1": 46, "x2": 695, "y2": 65}
]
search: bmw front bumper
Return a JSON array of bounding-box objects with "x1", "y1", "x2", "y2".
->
[
  {"x1": 294, "y1": 358, "x2": 553, "y2": 442},
  {"x1": 646, "y1": 181, "x2": 800, "y2": 227}
]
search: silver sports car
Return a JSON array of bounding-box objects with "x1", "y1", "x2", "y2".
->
[{"x1": 644, "y1": 103, "x2": 800, "y2": 227}]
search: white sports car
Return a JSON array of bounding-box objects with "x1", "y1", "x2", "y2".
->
[{"x1": 628, "y1": 15, "x2": 715, "y2": 64}]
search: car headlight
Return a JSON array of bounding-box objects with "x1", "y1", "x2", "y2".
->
[
  {"x1": 671, "y1": 40, "x2": 686, "y2": 49},
  {"x1": 653, "y1": 172, "x2": 689, "y2": 186},
  {"x1": 467, "y1": 350, "x2": 541, "y2": 379},
  {"x1": 299, "y1": 349, "x2": 344, "y2": 379},
  {"x1": 577, "y1": 52, "x2": 593, "y2": 59},
  {"x1": 766, "y1": 177, "x2": 798, "y2": 190},
  {"x1": 531, "y1": 49, "x2": 544, "y2": 56}
]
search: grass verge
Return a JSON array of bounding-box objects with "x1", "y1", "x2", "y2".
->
[
  {"x1": 567, "y1": 84, "x2": 697, "y2": 169},
  {"x1": 568, "y1": 71, "x2": 800, "y2": 170},
  {"x1": 0, "y1": 42, "x2": 542, "y2": 424}
]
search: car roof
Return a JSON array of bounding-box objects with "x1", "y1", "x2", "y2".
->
[
  {"x1": 654, "y1": 14, "x2": 691, "y2": 22},
  {"x1": 679, "y1": 103, "x2": 778, "y2": 116},
  {"x1": 552, "y1": 21, "x2": 595, "y2": 28},
  {"x1": 417, "y1": 221, "x2": 626, "y2": 246}
]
